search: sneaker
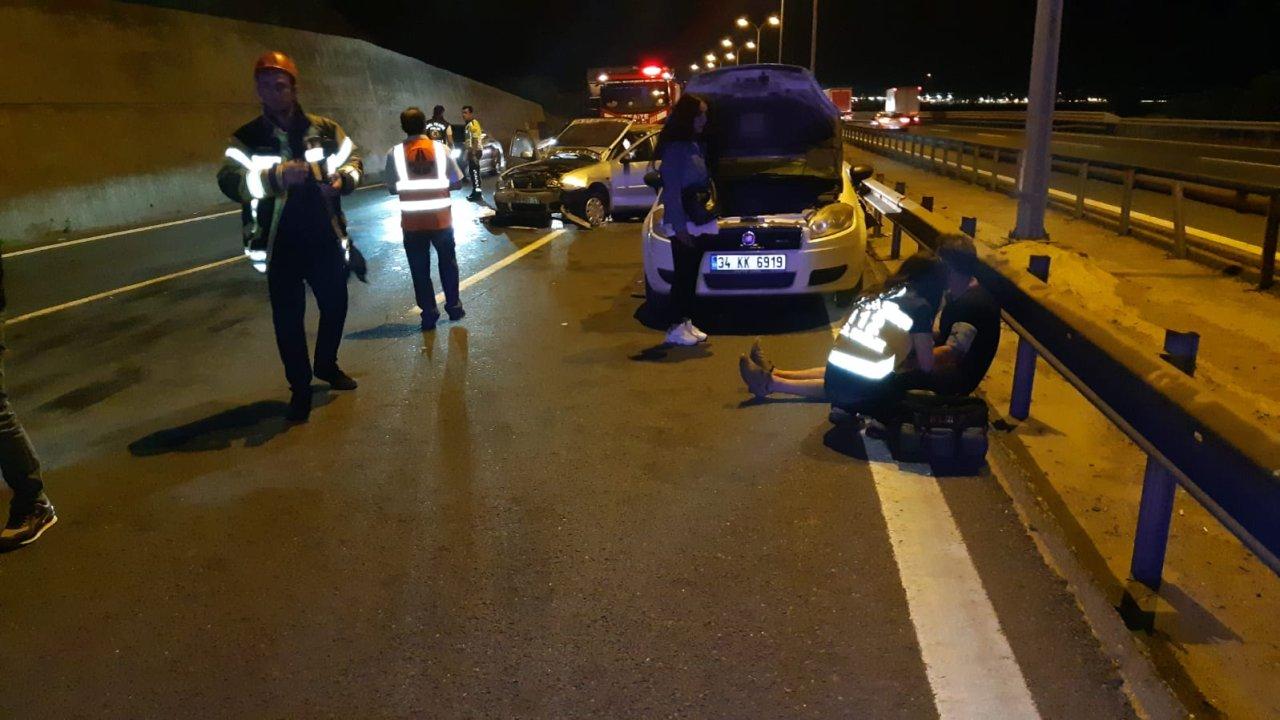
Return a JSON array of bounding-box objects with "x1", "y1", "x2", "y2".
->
[
  {"x1": 1, "y1": 500, "x2": 57, "y2": 550},
  {"x1": 738, "y1": 355, "x2": 772, "y2": 398},
  {"x1": 664, "y1": 322, "x2": 700, "y2": 347},
  {"x1": 314, "y1": 366, "x2": 358, "y2": 391},
  {"x1": 684, "y1": 321, "x2": 708, "y2": 343},
  {"x1": 446, "y1": 306, "x2": 466, "y2": 322},
  {"x1": 286, "y1": 388, "x2": 312, "y2": 423},
  {"x1": 750, "y1": 337, "x2": 774, "y2": 373}
]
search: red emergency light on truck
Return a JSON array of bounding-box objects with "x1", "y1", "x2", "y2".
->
[{"x1": 587, "y1": 65, "x2": 681, "y2": 123}]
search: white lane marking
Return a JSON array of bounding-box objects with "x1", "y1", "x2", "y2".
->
[
  {"x1": 930, "y1": 128, "x2": 952, "y2": 133},
  {"x1": 863, "y1": 437, "x2": 1041, "y2": 720},
  {"x1": 1199, "y1": 156, "x2": 1280, "y2": 169},
  {"x1": 1053, "y1": 141, "x2": 1102, "y2": 150},
  {"x1": 977, "y1": 132, "x2": 1007, "y2": 139},
  {"x1": 3, "y1": 184, "x2": 387, "y2": 259},
  {"x1": 4, "y1": 256, "x2": 245, "y2": 326},
  {"x1": 430, "y1": 227, "x2": 568, "y2": 305}
]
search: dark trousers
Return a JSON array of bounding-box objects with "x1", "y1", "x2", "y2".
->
[
  {"x1": 266, "y1": 245, "x2": 349, "y2": 391},
  {"x1": 0, "y1": 325, "x2": 44, "y2": 515},
  {"x1": 669, "y1": 237, "x2": 705, "y2": 324},
  {"x1": 404, "y1": 228, "x2": 460, "y2": 318},
  {"x1": 467, "y1": 149, "x2": 483, "y2": 194}
]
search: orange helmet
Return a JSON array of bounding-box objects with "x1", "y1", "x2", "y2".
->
[{"x1": 253, "y1": 51, "x2": 298, "y2": 81}]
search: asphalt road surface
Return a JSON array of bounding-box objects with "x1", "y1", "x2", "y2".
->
[{"x1": 0, "y1": 185, "x2": 1136, "y2": 718}]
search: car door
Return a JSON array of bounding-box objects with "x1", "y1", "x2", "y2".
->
[{"x1": 609, "y1": 132, "x2": 659, "y2": 211}]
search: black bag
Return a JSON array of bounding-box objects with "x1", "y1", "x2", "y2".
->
[
  {"x1": 890, "y1": 391, "x2": 990, "y2": 473},
  {"x1": 681, "y1": 182, "x2": 717, "y2": 226}
]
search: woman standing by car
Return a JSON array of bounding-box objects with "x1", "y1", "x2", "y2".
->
[{"x1": 655, "y1": 94, "x2": 718, "y2": 346}]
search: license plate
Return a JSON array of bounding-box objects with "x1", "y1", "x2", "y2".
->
[
  {"x1": 709, "y1": 253, "x2": 788, "y2": 272},
  {"x1": 514, "y1": 194, "x2": 542, "y2": 207}
]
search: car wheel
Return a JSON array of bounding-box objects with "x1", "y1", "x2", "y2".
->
[{"x1": 581, "y1": 188, "x2": 609, "y2": 227}]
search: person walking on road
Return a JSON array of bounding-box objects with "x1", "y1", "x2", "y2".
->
[
  {"x1": 655, "y1": 94, "x2": 717, "y2": 347},
  {"x1": 386, "y1": 107, "x2": 466, "y2": 331},
  {"x1": 0, "y1": 261, "x2": 56, "y2": 551},
  {"x1": 425, "y1": 105, "x2": 455, "y2": 151},
  {"x1": 217, "y1": 51, "x2": 365, "y2": 423},
  {"x1": 461, "y1": 105, "x2": 485, "y2": 202}
]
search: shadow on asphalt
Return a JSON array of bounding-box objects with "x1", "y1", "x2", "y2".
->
[
  {"x1": 127, "y1": 391, "x2": 333, "y2": 456},
  {"x1": 345, "y1": 322, "x2": 422, "y2": 340},
  {"x1": 628, "y1": 343, "x2": 714, "y2": 363}
]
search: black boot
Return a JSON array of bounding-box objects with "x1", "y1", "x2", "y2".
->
[
  {"x1": 314, "y1": 365, "x2": 358, "y2": 391},
  {"x1": 286, "y1": 388, "x2": 312, "y2": 423}
]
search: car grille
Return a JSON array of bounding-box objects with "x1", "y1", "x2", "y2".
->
[
  {"x1": 703, "y1": 272, "x2": 797, "y2": 290},
  {"x1": 705, "y1": 226, "x2": 802, "y2": 251}
]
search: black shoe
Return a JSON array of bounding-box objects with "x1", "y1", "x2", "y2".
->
[
  {"x1": 286, "y1": 388, "x2": 312, "y2": 423},
  {"x1": 422, "y1": 314, "x2": 439, "y2": 332},
  {"x1": 467, "y1": 192, "x2": 483, "y2": 202},
  {"x1": 314, "y1": 366, "x2": 358, "y2": 391},
  {"x1": 1, "y1": 500, "x2": 57, "y2": 550},
  {"x1": 446, "y1": 306, "x2": 466, "y2": 322}
]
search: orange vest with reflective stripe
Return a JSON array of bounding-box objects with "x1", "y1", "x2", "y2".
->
[{"x1": 393, "y1": 137, "x2": 452, "y2": 231}]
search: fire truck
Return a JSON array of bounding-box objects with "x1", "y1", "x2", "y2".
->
[{"x1": 587, "y1": 65, "x2": 681, "y2": 123}]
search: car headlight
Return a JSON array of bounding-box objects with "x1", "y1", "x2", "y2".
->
[
  {"x1": 809, "y1": 202, "x2": 856, "y2": 238},
  {"x1": 560, "y1": 174, "x2": 586, "y2": 189}
]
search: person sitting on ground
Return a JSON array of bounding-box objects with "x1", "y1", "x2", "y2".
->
[
  {"x1": 739, "y1": 252, "x2": 947, "y2": 405},
  {"x1": 923, "y1": 233, "x2": 1001, "y2": 396}
]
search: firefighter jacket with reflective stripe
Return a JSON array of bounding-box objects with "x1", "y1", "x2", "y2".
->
[
  {"x1": 216, "y1": 109, "x2": 363, "y2": 273},
  {"x1": 385, "y1": 137, "x2": 460, "y2": 231}
]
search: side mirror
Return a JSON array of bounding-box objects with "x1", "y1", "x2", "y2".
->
[
  {"x1": 849, "y1": 165, "x2": 874, "y2": 185},
  {"x1": 644, "y1": 169, "x2": 662, "y2": 190}
]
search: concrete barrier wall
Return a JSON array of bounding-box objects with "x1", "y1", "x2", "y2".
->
[{"x1": 0, "y1": 1, "x2": 545, "y2": 246}]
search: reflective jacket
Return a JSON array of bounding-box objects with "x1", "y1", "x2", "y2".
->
[
  {"x1": 384, "y1": 136, "x2": 463, "y2": 231},
  {"x1": 464, "y1": 118, "x2": 484, "y2": 152},
  {"x1": 216, "y1": 109, "x2": 363, "y2": 273}
]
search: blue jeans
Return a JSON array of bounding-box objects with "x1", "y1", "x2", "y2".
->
[
  {"x1": 0, "y1": 324, "x2": 45, "y2": 514},
  {"x1": 404, "y1": 228, "x2": 461, "y2": 319}
]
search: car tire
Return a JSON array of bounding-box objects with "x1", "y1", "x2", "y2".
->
[{"x1": 570, "y1": 186, "x2": 610, "y2": 228}]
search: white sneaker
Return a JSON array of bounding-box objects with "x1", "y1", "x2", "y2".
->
[
  {"x1": 665, "y1": 322, "x2": 700, "y2": 346},
  {"x1": 684, "y1": 320, "x2": 709, "y2": 343}
]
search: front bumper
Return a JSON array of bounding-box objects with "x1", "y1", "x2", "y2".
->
[
  {"x1": 494, "y1": 187, "x2": 562, "y2": 215},
  {"x1": 642, "y1": 220, "x2": 865, "y2": 297}
]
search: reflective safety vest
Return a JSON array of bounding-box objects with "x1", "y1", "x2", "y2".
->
[
  {"x1": 824, "y1": 287, "x2": 920, "y2": 406},
  {"x1": 393, "y1": 137, "x2": 453, "y2": 231}
]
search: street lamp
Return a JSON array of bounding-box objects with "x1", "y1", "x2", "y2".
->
[
  {"x1": 736, "y1": 15, "x2": 782, "y2": 63},
  {"x1": 690, "y1": 63, "x2": 701, "y2": 72},
  {"x1": 720, "y1": 37, "x2": 734, "y2": 49},
  {"x1": 724, "y1": 51, "x2": 737, "y2": 65},
  {"x1": 704, "y1": 52, "x2": 717, "y2": 64}
]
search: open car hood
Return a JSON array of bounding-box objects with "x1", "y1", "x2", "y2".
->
[{"x1": 685, "y1": 64, "x2": 841, "y2": 171}]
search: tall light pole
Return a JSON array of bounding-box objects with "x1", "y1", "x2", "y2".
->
[
  {"x1": 809, "y1": 0, "x2": 819, "y2": 74},
  {"x1": 779, "y1": 0, "x2": 786, "y2": 63},
  {"x1": 1011, "y1": 0, "x2": 1064, "y2": 240},
  {"x1": 737, "y1": 15, "x2": 781, "y2": 63}
]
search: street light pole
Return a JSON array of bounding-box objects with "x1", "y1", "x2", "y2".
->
[
  {"x1": 1011, "y1": 0, "x2": 1064, "y2": 240},
  {"x1": 779, "y1": 0, "x2": 786, "y2": 63},
  {"x1": 809, "y1": 0, "x2": 818, "y2": 74}
]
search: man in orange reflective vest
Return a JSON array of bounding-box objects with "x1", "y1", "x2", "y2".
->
[{"x1": 386, "y1": 107, "x2": 465, "y2": 330}]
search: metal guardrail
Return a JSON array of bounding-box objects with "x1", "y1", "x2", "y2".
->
[
  {"x1": 844, "y1": 124, "x2": 1280, "y2": 289},
  {"x1": 859, "y1": 177, "x2": 1280, "y2": 590}
]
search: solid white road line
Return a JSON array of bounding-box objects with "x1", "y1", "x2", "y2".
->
[
  {"x1": 863, "y1": 437, "x2": 1041, "y2": 720},
  {"x1": 4, "y1": 256, "x2": 245, "y2": 326},
  {"x1": 430, "y1": 228, "x2": 568, "y2": 306},
  {"x1": 1200, "y1": 156, "x2": 1280, "y2": 169},
  {"x1": 3, "y1": 183, "x2": 387, "y2": 259}
]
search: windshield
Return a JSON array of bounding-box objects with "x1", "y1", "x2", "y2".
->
[
  {"x1": 554, "y1": 120, "x2": 629, "y2": 149},
  {"x1": 601, "y1": 82, "x2": 670, "y2": 114}
]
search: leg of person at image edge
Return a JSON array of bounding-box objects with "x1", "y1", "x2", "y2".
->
[
  {"x1": 268, "y1": 247, "x2": 355, "y2": 423},
  {"x1": 665, "y1": 239, "x2": 709, "y2": 346},
  {"x1": 404, "y1": 228, "x2": 463, "y2": 330},
  {"x1": 0, "y1": 326, "x2": 56, "y2": 551}
]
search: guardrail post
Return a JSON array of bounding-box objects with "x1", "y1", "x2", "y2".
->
[
  {"x1": 1261, "y1": 193, "x2": 1280, "y2": 290},
  {"x1": 960, "y1": 217, "x2": 977, "y2": 238},
  {"x1": 987, "y1": 147, "x2": 999, "y2": 190},
  {"x1": 889, "y1": 181, "x2": 908, "y2": 259},
  {"x1": 1119, "y1": 168, "x2": 1136, "y2": 235},
  {"x1": 1012, "y1": 151, "x2": 1024, "y2": 198},
  {"x1": 1171, "y1": 181, "x2": 1188, "y2": 259},
  {"x1": 1130, "y1": 328, "x2": 1200, "y2": 589},
  {"x1": 970, "y1": 146, "x2": 980, "y2": 184},
  {"x1": 1009, "y1": 255, "x2": 1051, "y2": 421},
  {"x1": 929, "y1": 141, "x2": 938, "y2": 170},
  {"x1": 1075, "y1": 162, "x2": 1089, "y2": 218}
]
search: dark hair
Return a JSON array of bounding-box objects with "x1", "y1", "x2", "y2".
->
[
  {"x1": 400, "y1": 106, "x2": 426, "y2": 135},
  {"x1": 432, "y1": 105, "x2": 446, "y2": 119},
  {"x1": 656, "y1": 93, "x2": 706, "y2": 158},
  {"x1": 936, "y1": 233, "x2": 979, "y2": 278},
  {"x1": 883, "y1": 252, "x2": 947, "y2": 313},
  {"x1": 462, "y1": 105, "x2": 474, "y2": 114}
]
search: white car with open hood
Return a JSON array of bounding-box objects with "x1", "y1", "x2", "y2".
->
[{"x1": 642, "y1": 64, "x2": 871, "y2": 303}]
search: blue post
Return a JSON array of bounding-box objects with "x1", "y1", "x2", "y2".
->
[
  {"x1": 1130, "y1": 327, "x2": 1200, "y2": 589},
  {"x1": 1131, "y1": 460, "x2": 1178, "y2": 589},
  {"x1": 891, "y1": 181, "x2": 907, "y2": 259},
  {"x1": 1009, "y1": 255, "x2": 1051, "y2": 421}
]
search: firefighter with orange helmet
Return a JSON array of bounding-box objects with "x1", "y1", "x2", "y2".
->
[{"x1": 216, "y1": 51, "x2": 364, "y2": 423}]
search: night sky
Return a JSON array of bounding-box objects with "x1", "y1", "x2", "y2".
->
[{"x1": 132, "y1": 0, "x2": 1280, "y2": 115}]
